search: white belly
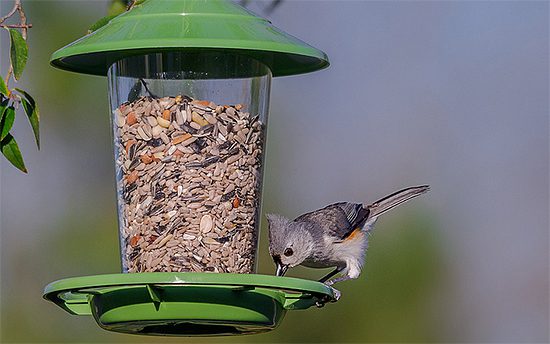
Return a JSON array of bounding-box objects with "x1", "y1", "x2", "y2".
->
[
  {"x1": 302, "y1": 231, "x2": 368, "y2": 272},
  {"x1": 333, "y1": 231, "x2": 368, "y2": 266}
]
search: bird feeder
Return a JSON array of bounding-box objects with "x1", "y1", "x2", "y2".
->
[{"x1": 43, "y1": 0, "x2": 336, "y2": 336}]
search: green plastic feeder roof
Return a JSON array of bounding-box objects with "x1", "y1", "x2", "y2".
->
[{"x1": 50, "y1": 0, "x2": 329, "y2": 77}]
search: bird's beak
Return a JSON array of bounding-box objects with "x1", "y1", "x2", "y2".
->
[{"x1": 276, "y1": 261, "x2": 289, "y2": 277}]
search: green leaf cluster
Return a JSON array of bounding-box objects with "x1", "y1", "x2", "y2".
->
[
  {"x1": 1, "y1": 27, "x2": 39, "y2": 173},
  {"x1": 88, "y1": 0, "x2": 147, "y2": 33}
]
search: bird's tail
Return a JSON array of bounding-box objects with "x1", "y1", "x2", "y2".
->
[{"x1": 366, "y1": 185, "x2": 430, "y2": 220}]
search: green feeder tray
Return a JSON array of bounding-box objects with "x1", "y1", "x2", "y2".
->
[{"x1": 43, "y1": 273, "x2": 338, "y2": 336}]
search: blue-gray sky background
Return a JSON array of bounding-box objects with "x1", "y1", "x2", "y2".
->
[{"x1": 1, "y1": 0, "x2": 548, "y2": 342}]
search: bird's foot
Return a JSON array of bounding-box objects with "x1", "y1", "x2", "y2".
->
[
  {"x1": 329, "y1": 286, "x2": 341, "y2": 301},
  {"x1": 315, "y1": 285, "x2": 341, "y2": 307},
  {"x1": 325, "y1": 274, "x2": 355, "y2": 286}
]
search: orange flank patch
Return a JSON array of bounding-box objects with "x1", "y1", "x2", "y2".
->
[{"x1": 345, "y1": 228, "x2": 362, "y2": 241}]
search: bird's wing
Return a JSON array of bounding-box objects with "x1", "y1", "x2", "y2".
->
[
  {"x1": 294, "y1": 202, "x2": 369, "y2": 240},
  {"x1": 338, "y1": 202, "x2": 367, "y2": 226},
  {"x1": 336, "y1": 202, "x2": 371, "y2": 238}
]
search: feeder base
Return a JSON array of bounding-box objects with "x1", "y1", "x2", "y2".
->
[{"x1": 43, "y1": 273, "x2": 337, "y2": 336}]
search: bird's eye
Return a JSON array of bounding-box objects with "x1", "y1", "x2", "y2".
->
[{"x1": 284, "y1": 248, "x2": 293, "y2": 257}]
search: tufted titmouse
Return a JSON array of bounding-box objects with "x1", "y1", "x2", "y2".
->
[{"x1": 267, "y1": 185, "x2": 429, "y2": 285}]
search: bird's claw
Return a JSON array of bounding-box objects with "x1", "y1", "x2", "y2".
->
[
  {"x1": 315, "y1": 286, "x2": 341, "y2": 307},
  {"x1": 329, "y1": 286, "x2": 341, "y2": 301}
]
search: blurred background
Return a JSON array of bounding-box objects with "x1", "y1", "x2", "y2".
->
[{"x1": 1, "y1": 0, "x2": 548, "y2": 342}]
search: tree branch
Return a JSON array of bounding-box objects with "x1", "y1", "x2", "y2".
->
[
  {"x1": 5, "y1": 65, "x2": 13, "y2": 90},
  {"x1": 1, "y1": 24, "x2": 32, "y2": 29},
  {"x1": 0, "y1": 0, "x2": 19, "y2": 25},
  {"x1": 127, "y1": 0, "x2": 137, "y2": 11},
  {"x1": 17, "y1": 0, "x2": 28, "y2": 39},
  {"x1": 1, "y1": 0, "x2": 31, "y2": 88},
  {"x1": 0, "y1": 0, "x2": 30, "y2": 39}
]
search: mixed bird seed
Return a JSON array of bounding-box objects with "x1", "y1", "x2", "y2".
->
[{"x1": 113, "y1": 95, "x2": 265, "y2": 273}]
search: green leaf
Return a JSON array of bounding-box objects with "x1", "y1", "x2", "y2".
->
[
  {"x1": 107, "y1": 0, "x2": 126, "y2": 16},
  {"x1": 15, "y1": 88, "x2": 39, "y2": 149},
  {"x1": 88, "y1": 14, "x2": 118, "y2": 33},
  {"x1": 1, "y1": 134, "x2": 27, "y2": 173},
  {"x1": 89, "y1": 0, "x2": 148, "y2": 33},
  {"x1": 8, "y1": 28, "x2": 28, "y2": 81},
  {"x1": 0, "y1": 77, "x2": 8, "y2": 96},
  {"x1": 0, "y1": 106, "x2": 15, "y2": 141},
  {"x1": 0, "y1": 99, "x2": 8, "y2": 124}
]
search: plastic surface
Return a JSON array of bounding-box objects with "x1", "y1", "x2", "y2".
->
[
  {"x1": 43, "y1": 273, "x2": 337, "y2": 336},
  {"x1": 50, "y1": 0, "x2": 329, "y2": 77},
  {"x1": 109, "y1": 53, "x2": 271, "y2": 274}
]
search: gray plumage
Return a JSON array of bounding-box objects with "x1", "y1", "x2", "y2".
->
[{"x1": 267, "y1": 185, "x2": 429, "y2": 285}]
